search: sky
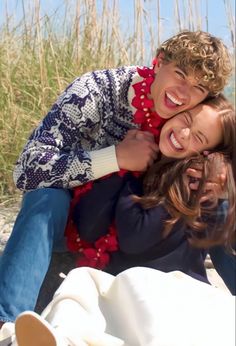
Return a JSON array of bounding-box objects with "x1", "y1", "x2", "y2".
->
[
  {"x1": 0, "y1": 0, "x2": 234, "y2": 98},
  {"x1": 0, "y1": 0, "x2": 235, "y2": 50},
  {"x1": 0, "y1": 0, "x2": 235, "y2": 67}
]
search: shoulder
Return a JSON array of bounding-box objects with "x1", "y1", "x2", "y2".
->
[{"x1": 55, "y1": 66, "x2": 141, "y2": 117}]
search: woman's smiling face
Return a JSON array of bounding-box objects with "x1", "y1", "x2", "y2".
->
[{"x1": 159, "y1": 104, "x2": 223, "y2": 159}]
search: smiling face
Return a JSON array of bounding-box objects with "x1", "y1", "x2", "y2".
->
[
  {"x1": 150, "y1": 58, "x2": 209, "y2": 119},
  {"x1": 159, "y1": 104, "x2": 223, "y2": 159}
]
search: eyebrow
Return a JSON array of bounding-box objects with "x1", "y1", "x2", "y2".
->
[
  {"x1": 176, "y1": 65, "x2": 187, "y2": 75},
  {"x1": 176, "y1": 65, "x2": 208, "y2": 91},
  {"x1": 185, "y1": 111, "x2": 209, "y2": 144}
]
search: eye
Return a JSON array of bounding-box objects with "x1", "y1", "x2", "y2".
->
[
  {"x1": 183, "y1": 113, "x2": 191, "y2": 126},
  {"x1": 194, "y1": 134, "x2": 204, "y2": 144},
  {"x1": 194, "y1": 85, "x2": 206, "y2": 94},
  {"x1": 175, "y1": 70, "x2": 185, "y2": 79}
]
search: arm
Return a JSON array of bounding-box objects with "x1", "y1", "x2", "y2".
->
[
  {"x1": 73, "y1": 174, "x2": 128, "y2": 242},
  {"x1": 13, "y1": 71, "x2": 158, "y2": 192},
  {"x1": 115, "y1": 176, "x2": 170, "y2": 254},
  {"x1": 209, "y1": 245, "x2": 236, "y2": 295},
  {"x1": 205, "y1": 199, "x2": 236, "y2": 295},
  {"x1": 115, "y1": 179, "x2": 233, "y2": 256},
  {"x1": 13, "y1": 72, "x2": 120, "y2": 191}
]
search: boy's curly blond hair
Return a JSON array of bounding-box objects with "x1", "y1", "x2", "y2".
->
[{"x1": 156, "y1": 31, "x2": 232, "y2": 96}]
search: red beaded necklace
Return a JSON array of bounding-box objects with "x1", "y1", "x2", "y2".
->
[{"x1": 65, "y1": 64, "x2": 166, "y2": 269}]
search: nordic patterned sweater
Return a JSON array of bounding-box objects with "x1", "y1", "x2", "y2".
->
[{"x1": 13, "y1": 66, "x2": 143, "y2": 191}]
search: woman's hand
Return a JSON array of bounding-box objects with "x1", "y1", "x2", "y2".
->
[{"x1": 186, "y1": 152, "x2": 227, "y2": 202}]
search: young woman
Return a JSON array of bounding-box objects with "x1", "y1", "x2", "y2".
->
[{"x1": 68, "y1": 94, "x2": 236, "y2": 284}]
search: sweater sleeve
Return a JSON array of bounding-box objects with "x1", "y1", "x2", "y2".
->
[
  {"x1": 13, "y1": 72, "x2": 120, "y2": 191},
  {"x1": 115, "y1": 177, "x2": 171, "y2": 254},
  {"x1": 73, "y1": 174, "x2": 128, "y2": 242}
]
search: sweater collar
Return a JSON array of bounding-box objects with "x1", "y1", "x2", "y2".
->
[{"x1": 128, "y1": 66, "x2": 166, "y2": 138}]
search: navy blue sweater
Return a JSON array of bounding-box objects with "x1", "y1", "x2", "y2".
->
[{"x1": 73, "y1": 174, "x2": 225, "y2": 283}]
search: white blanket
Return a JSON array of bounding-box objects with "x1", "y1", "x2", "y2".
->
[{"x1": 40, "y1": 267, "x2": 235, "y2": 346}]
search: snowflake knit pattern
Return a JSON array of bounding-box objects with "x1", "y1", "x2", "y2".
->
[{"x1": 14, "y1": 66, "x2": 139, "y2": 190}]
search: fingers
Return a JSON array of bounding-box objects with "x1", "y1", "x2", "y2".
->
[
  {"x1": 116, "y1": 130, "x2": 159, "y2": 172},
  {"x1": 200, "y1": 180, "x2": 227, "y2": 203},
  {"x1": 125, "y1": 129, "x2": 140, "y2": 139},
  {"x1": 135, "y1": 131, "x2": 156, "y2": 143},
  {"x1": 200, "y1": 195, "x2": 211, "y2": 203},
  {"x1": 189, "y1": 181, "x2": 200, "y2": 191},
  {"x1": 133, "y1": 130, "x2": 159, "y2": 159},
  {"x1": 126, "y1": 129, "x2": 156, "y2": 143},
  {"x1": 186, "y1": 167, "x2": 202, "y2": 191},
  {"x1": 200, "y1": 191, "x2": 218, "y2": 204},
  {"x1": 186, "y1": 167, "x2": 203, "y2": 179}
]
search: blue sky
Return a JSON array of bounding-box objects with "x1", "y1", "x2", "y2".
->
[
  {"x1": 0, "y1": 0, "x2": 234, "y2": 49},
  {"x1": 0, "y1": 0, "x2": 234, "y2": 98},
  {"x1": 0, "y1": 0, "x2": 235, "y2": 60}
]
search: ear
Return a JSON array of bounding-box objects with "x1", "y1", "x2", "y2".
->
[{"x1": 153, "y1": 52, "x2": 165, "y2": 72}]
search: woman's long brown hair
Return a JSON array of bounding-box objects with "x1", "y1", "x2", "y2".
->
[{"x1": 133, "y1": 94, "x2": 236, "y2": 252}]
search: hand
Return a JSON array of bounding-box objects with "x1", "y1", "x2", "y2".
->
[
  {"x1": 186, "y1": 153, "x2": 227, "y2": 203},
  {"x1": 186, "y1": 162, "x2": 203, "y2": 190},
  {"x1": 116, "y1": 129, "x2": 159, "y2": 171},
  {"x1": 200, "y1": 153, "x2": 227, "y2": 203}
]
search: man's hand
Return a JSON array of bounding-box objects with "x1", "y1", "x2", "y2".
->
[{"x1": 116, "y1": 129, "x2": 159, "y2": 171}]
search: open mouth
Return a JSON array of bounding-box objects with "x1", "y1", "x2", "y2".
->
[
  {"x1": 169, "y1": 131, "x2": 183, "y2": 150},
  {"x1": 165, "y1": 92, "x2": 183, "y2": 108}
]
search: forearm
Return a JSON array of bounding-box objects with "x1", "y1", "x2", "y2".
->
[
  {"x1": 13, "y1": 143, "x2": 119, "y2": 191},
  {"x1": 73, "y1": 174, "x2": 127, "y2": 242},
  {"x1": 115, "y1": 178, "x2": 170, "y2": 254},
  {"x1": 209, "y1": 245, "x2": 236, "y2": 295},
  {"x1": 13, "y1": 74, "x2": 120, "y2": 191}
]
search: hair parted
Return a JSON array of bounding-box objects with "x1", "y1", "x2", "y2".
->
[{"x1": 156, "y1": 30, "x2": 232, "y2": 96}]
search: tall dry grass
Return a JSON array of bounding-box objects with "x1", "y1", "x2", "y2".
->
[{"x1": 0, "y1": 0, "x2": 235, "y2": 201}]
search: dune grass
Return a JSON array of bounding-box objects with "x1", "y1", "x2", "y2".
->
[{"x1": 0, "y1": 0, "x2": 235, "y2": 201}]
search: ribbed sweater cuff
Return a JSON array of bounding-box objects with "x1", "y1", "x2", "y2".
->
[{"x1": 89, "y1": 145, "x2": 120, "y2": 179}]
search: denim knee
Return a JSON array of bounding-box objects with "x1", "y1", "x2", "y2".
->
[{"x1": 21, "y1": 188, "x2": 72, "y2": 243}]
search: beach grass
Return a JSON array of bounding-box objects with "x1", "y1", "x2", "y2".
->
[{"x1": 0, "y1": 0, "x2": 235, "y2": 201}]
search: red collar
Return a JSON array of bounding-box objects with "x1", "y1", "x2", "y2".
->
[{"x1": 131, "y1": 66, "x2": 166, "y2": 138}]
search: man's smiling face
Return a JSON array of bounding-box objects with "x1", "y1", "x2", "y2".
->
[{"x1": 150, "y1": 58, "x2": 209, "y2": 119}]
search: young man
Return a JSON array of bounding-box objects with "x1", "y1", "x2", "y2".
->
[{"x1": 0, "y1": 30, "x2": 232, "y2": 327}]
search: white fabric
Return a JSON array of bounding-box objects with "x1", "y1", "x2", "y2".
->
[
  {"x1": 89, "y1": 145, "x2": 120, "y2": 180},
  {"x1": 40, "y1": 267, "x2": 235, "y2": 346},
  {"x1": 42, "y1": 268, "x2": 123, "y2": 345},
  {"x1": 0, "y1": 322, "x2": 16, "y2": 345}
]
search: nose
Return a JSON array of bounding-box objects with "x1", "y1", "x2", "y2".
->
[
  {"x1": 175, "y1": 84, "x2": 190, "y2": 104},
  {"x1": 179, "y1": 127, "x2": 190, "y2": 140}
]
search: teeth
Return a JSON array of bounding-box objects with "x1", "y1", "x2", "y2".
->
[
  {"x1": 166, "y1": 92, "x2": 183, "y2": 106},
  {"x1": 170, "y1": 132, "x2": 183, "y2": 149}
]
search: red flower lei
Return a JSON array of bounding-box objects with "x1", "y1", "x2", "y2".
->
[{"x1": 64, "y1": 64, "x2": 166, "y2": 269}]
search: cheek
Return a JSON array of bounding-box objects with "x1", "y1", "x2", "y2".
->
[
  {"x1": 189, "y1": 92, "x2": 206, "y2": 106},
  {"x1": 159, "y1": 132, "x2": 165, "y2": 147},
  {"x1": 159, "y1": 130, "x2": 169, "y2": 151}
]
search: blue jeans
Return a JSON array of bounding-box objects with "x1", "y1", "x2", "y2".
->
[
  {"x1": 0, "y1": 188, "x2": 71, "y2": 322},
  {"x1": 209, "y1": 246, "x2": 236, "y2": 295}
]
